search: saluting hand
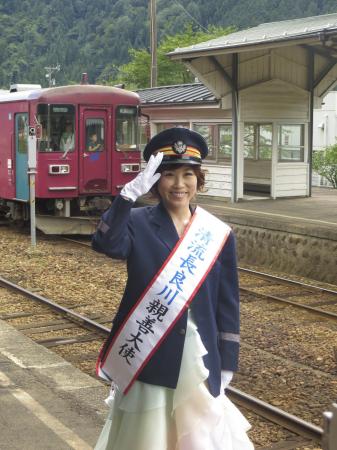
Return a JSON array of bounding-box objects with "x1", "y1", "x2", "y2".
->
[{"x1": 121, "y1": 152, "x2": 163, "y2": 202}]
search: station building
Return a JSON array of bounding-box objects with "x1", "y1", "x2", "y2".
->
[
  {"x1": 142, "y1": 13, "x2": 337, "y2": 202},
  {"x1": 138, "y1": 83, "x2": 335, "y2": 194}
]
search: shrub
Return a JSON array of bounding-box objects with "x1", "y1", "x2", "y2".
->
[{"x1": 312, "y1": 145, "x2": 337, "y2": 188}]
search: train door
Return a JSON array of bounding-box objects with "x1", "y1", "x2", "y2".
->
[
  {"x1": 79, "y1": 108, "x2": 111, "y2": 194},
  {"x1": 15, "y1": 113, "x2": 29, "y2": 201}
]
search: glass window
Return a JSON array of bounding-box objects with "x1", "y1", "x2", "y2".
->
[
  {"x1": 278, "y1": 124, "x2": 304, "y2": 162},
  {"x1": 156, "y1": 123, "x2": 189, "y2": 134},
  {"x1": 16, "y1": 113, "x2": 28, "y2": 154},
  {"x1": 37, "y1": 104, "x2": 75, "y2": 153},
  {"x1": 116, "y1": 106, "x2": 138, "y2": 151},
  {"x1": 258, "y1": 125, "x2": 272, "y2": 160},
  {"x1": 244, "y1": 123, "x2": 272, "y2": 160},
  {"x1": 243, "y1": 124, "x2": 256, "y2": 159},
  {"x1": 139, "y1": 115, "x2": 151, "y2": 151},
  {"x1": 193, "y1": 124, "x2": 216, "y2": 160},
  {"x1": 86, "y1": 119, "x2": 104, "y2": 152},
  {"x1": 219, "y1": 124, "x2": 232, "y2": 161}
]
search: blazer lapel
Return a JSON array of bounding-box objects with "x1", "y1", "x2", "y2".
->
[{"x1": 150, "y1": 202, "x2": 179, "y2": 251}]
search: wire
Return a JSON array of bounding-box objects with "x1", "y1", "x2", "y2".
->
[{"x1": 172, "y1": 0, "x2": 210, "y2": 33}]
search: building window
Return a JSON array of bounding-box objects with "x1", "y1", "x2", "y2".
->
[
  {"x1": 244, "y1": 123, "x2": 272, "y2": 160},
  {"x1": 139, "y1": 116, "x2": 150, "y2": 151},
  {"x1": 156, "y1": 123, "x2": 189, "y2": 134},
  {"x1": 278, "y1": 124, "x2": 304, "y2": 162},
  {"x1": 219, "y1": 124, "x2": 232, "y2": 160},
  {"x1": 192, "y1": 123, "x2": 232, "y2": 162}
]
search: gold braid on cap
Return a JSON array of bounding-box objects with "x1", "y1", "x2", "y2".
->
[{"x1": 155, "y1": 145, "x2": 201, "y2": 158}]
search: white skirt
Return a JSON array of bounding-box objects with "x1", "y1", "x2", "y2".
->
[{"x1": 95, "y1": 315, "x2": 254, "y2": 450}]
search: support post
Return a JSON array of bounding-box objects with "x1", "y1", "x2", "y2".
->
[
  {"x1": 28, "y1": 127, "x2": 37, "y2": 247},
  {"x1": 149, "y1": 0, "x2": 157, "y2": 87},
  {"x1": 322, "y1": 403, "x2": 337, "y2": 450},
  {"x1": 231, "y1": 53, "x2": 239, "y2": 203},
  {"x1": 308, "y1": 47, "x2": 314, "y2": 197}
]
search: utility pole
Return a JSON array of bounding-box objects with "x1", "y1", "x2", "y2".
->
[
  {"x1": 149, "y1": 0, "x2": 157, "y2": 87},
  {"x1": 44, "y1": 64, "x2": 61, "y2": 87}
]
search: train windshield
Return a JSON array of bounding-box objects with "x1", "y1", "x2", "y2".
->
[
  {"x1": 116, "y1": 106, "x2": 137, "y2": 151},
  {"x1": 37, "y1": 104, "x2": 75, "y2": 153}
]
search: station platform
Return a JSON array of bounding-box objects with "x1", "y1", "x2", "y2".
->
[
  {"x1": 140, "y1": 187, "x2": 337, "y2": 240},
  {"x1": 195, "y1": 187, "x2": 337, "y2": 241},
  {"x1": 0, "y1": 319, "x2": 108, "y2": 450},
  {"x1": 139, "y1": 186, "x2": 337, "y2": 284}
]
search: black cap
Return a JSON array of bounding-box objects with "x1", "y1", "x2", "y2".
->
[{"x1": 143, "y1": 127, "x2": 208, "y2": 165}]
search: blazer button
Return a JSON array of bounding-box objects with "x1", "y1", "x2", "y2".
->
[{"x1": 179, "y1": 328, "x2": 186, "y2": 335}]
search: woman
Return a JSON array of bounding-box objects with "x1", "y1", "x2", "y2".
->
[{"x1": 92, "y1": 127, "x2": 254, "y2": 450}]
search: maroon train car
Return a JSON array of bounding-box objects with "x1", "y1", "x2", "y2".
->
[{"x1": 0, "y1": 83, "x2": 140, "y2": 234}]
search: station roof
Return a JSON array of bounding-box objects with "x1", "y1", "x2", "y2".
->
[
  {"x1": 169, "y1": 13, "x2": 337, "y2": 58},
  {"x1": 137, "y1": 83, "x2": 217, "y2": 106}
]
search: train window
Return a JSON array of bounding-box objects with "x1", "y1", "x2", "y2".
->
[
  {"x1": 37, "y1": 104, "x2": 75, "y2": 153},
  {"x1": 15, "y1": 114, "x2": 28, "y2": 154},
  {"x1": 116, "y1": 106, "x2": 137, "y2": 151},
  {"x1": 86, "y1": 119, "x2": 104, "y2": 152},
  {"x1": 278, "y1": 124, "x2": 304, "y2": 162}
]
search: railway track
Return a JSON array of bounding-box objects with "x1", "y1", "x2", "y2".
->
[
  {"x1": 0, "y1": 273, "x2": 324, "y2": 448},
  {"x1": 239, "y1": 267, "x2": 337, "y2": 321},
  {"x1": 63, "y1": 237, "x2": 337, "y2": 319}
]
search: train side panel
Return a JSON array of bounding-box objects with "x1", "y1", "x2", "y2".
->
[{"x1": 0, "y1": 101, "x2": 29, "y2": 200}]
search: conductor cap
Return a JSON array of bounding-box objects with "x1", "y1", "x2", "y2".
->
[{"x1": 143, "y1": 127, "x2": 208, "y2": 166}]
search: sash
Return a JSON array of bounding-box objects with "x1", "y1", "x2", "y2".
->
[{"x1": 96, "y1": 206, "x2": 231, "y2": 394}]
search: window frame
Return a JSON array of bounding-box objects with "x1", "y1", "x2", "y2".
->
[
  {"x1": 115, "y1": 105, "x2": 138, "y2": 152},
  {"x1": 177, "y1": 121, "x2": 233, "y2": 163},
  {"x1": 244, "y1": 123, "x2": 272, "y2": 161},
  {"x1": 36, "y1": 103, "x2": 76, "y2": 153},
  {"x1": 277, "y1": 124, "x2": 305, "y2": 162}
]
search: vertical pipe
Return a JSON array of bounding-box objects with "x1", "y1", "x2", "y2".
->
[
  {"x1": 29, "y1": 170, "x2": 37, "y2": 247},
  {"x1": 308, "y1": 47, "x2": 314, "y2": 197},
  {"x1": 149, "y1": 0, "x2": 157, "y2": 87},
  {"x1": 231, "y1": 53, "x2": 238, "y2": 203}
]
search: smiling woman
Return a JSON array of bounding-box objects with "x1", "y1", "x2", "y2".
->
[{"x1": 92, "y1": 127, "x2": 254, "y2": 450}]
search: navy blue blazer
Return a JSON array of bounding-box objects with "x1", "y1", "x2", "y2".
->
[{"x1": 92, "y1": 195, "x2": 240, "y2": 397}]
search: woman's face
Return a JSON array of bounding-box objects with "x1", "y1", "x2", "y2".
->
[{"x1": 157, "y1": 165, "x2": 198, "y2": 210}]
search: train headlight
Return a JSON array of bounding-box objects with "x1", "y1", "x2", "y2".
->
[
  {"x1": 121, "y1": 163, "x2": 140, "y2": 173},
  {"x1": 49, "y1": 164, "x2": 70, "y2": 174}
]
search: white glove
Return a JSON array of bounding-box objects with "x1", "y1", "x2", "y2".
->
[
  {"x1": 221, "y1": 370, "x2": 234, "y2": 391},
  {"x1": 121, "y1": 152, "x2": 163, "y2": 202}
]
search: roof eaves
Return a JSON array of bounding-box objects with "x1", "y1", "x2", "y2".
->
[
  {"x1": 140, "y1": 99, "x2": 219, "y2": 107},
  {"x1": 168, "y1": 29, "x2": 337, "y2": 59}
]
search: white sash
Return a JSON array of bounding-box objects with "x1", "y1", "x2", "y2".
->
[{"x1": 96, "y1": 206, "x2": 231, "y2": 394}]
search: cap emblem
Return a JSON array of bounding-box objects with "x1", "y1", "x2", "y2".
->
[{"x1": 172, "y1": 140, "x2": 187, "y2": 154}]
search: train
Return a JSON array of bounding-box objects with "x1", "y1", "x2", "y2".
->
[{"x1": 0, "y1": 78, "x2": 141, "y2": 234}]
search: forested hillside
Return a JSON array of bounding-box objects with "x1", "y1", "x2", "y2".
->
[{"x1": 1, "y1": 0, "x2": 337, "y2": 88}]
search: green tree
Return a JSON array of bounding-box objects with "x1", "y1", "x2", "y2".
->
[
  {"x1": 313, "y1": 145, "x2": 337, "y2": 188},
  {"x1": 108, "y1": 24, "x2": 235, "y2": 89}
]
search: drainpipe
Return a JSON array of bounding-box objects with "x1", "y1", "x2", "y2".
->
[
  {"x1": 308, "y1": 48, "x2": 314, "y2": 197},
  {"x1": 231, "y1": 53, "x2": 239, "y2": 203}
]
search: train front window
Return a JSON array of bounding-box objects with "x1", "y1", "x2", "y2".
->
[
  {"x1": 116, "y1": 106, "x2": 137, "y2": 151},
  {"x1": 86, "y1": 118, "x2": 104, "y2": 152},
  {"x1": 37, "y1": 104, "x2": 75, "y2": 153}
]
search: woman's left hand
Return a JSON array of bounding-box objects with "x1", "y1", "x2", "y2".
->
[{"x1": 221, "y1": 370, "x2": 234, "y2": 391}]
